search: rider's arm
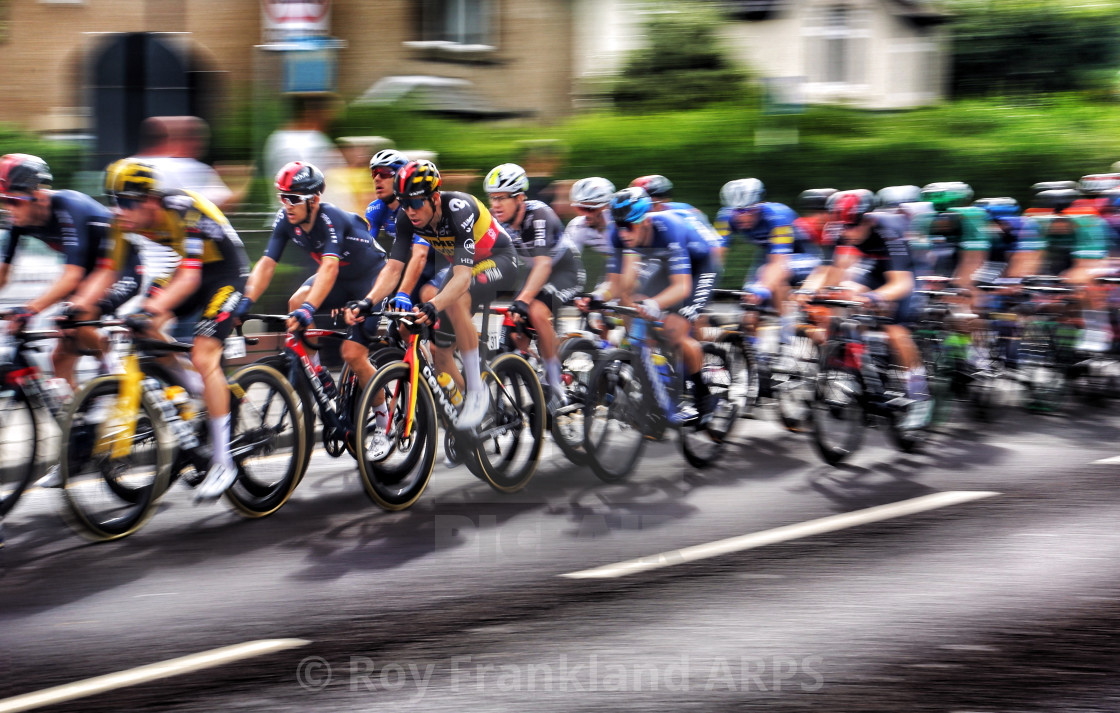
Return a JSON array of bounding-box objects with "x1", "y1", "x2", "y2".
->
[
  {"x1": 396, "y1": 243, "x2": 431, "y2": 297},
  {"x1": 1008, "y1": 249, "x2": 1042, "y2": 279},
  {"x1": 26, "y1": 264, "x2": 87, "y2": 315},
  {"x1": 242, "y1": 255, "x2": 277, "y2": 303},
  {"x1": 650, "y1": 272, "x2": 693, "y2": 311},
  {"x1": 618, "y1": 252, "x2": 640, "y2": 305},
  {"x1": 146, "y1": 263, "x2": 202, "y2": 315},
  {"x1": 365, "y1": 259, "x2": 404, "y2": 305},
  {"x1": 0, "y1": 262, "x2": 9, "y2": 292},
  {"x1": 303, "y1": 256, "x2": 341, "y2": 310},
  {"x1": 515, "y1": 255, "x2": 552, "y2": 305},
  {"x1": 428, "y1": 264, "x2": 472, "y2": 312},
  {"x1": 868, "y1": 270, "x2": 914, "y2": 303}
]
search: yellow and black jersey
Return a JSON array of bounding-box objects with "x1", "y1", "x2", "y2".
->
[{"x1": 99, "y1": 189, "x2": 248, "y2": 276}]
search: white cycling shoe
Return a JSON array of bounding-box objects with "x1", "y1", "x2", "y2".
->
[
  {"x1": 457, "y1": 388, "x2": 490, "y2": 431},
  {"x1": 194, "y1": 461, "x2": 239, "y2": 503},
  {"x1": 365, "y1": 407, "x2": 392, "y2": 461},
  {"x1": 35, "y1": 465, "x2": 63, "y2": 489}
]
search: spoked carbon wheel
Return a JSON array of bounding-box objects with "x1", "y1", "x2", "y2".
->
[
  {"x1": 680, "y1": 342, "x2": 740, "y2": 469},
  {"x1": 223, "y1": 364, "x2": 307, "y2": 518},
  {"x1": 811, "y1": 353, "x2": 865, "y2": 467},
  {"x1": 59, "y1": 375, "x2": 174, "y2": 541},
  {"x1": 716, "y1": 334, "x2": 757, "y2": 419},
  {"x1": 550, "y1": 337, "x2": 599, "y2": 466},
  {"x1": 583, "y1": 349, "x2": 647, "y2": 483},
  {"x1": 470, "y1": 353, "x2": 546, "y2": 493},
  {"x1": 355, "y1": 362, "x2": 436, "y2": 511},
  {"x1": 255, "y1": 354, "x2": 316, "y2": 480},
  {"x1": 0, "y1": 385, "x2": 37, "y2": 518}
]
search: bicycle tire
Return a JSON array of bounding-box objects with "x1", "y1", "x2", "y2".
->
[
  {"x1": 223, "y1": 364, "x2": 307, "y2": 518},
  {"x1": 549, "y1": 336, "x2": 600, "y2": 466},
  {"x1": 583, "y1": 348, "x2": 647, "y2": 483},
  {"x1": 811, "y1": 345, "x2": 865, "y2": 466},
  {"x1": 255, "y1": 354, "x2": 316, "y2": 478},
  {"x1": 469, "y1": 352, "x2": 546, "y2": 493},
  {"x1": 0, "y1": 384, "x2": 37, "y2": 518},
  {"x1": 679, "y1": 342, "x2": 739, "y2": 469},
  {"x1": 774, "y1": 332, "x2": 819, "y2": 432},
  {"x1": 355, "y1": 362, "x2": 437, "y2": 511},
  {"x1": 59, "y1": 374, "x2": 175, "y2": 541},
  {"x1": 715, "y1": 332, "x2": 758, "y2": 419}
]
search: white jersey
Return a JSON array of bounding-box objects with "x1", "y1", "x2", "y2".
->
[{"x1": 562, "y1": 211, "x2": 613, "y2": 255}]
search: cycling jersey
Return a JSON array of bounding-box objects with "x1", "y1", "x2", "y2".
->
[
  {"x1": 263, "y1": 203, "x2": 385, "y2": 281},
  {"x1": 666, "y1": 204, "x2": 723, "y2": 254},
  {"x1": 562, "y1": 212, "x2": 613, "y2": 255},
  {"x1": 391, "y1": 191, "x2": 513, "y2": 269},
  {"x1": 3, "y1": 190, "x2": 112, "y2": 274},
  {"x1": 1034, "y1": 213, "x2": 1109, "y2": 273},
  {"x1": 906, "y1": 206, "x2": 991, "y2": 276},
  {"x1": 987, "y1": 215, "x2": 1044, "y2": 264},
  {"x1": 365, "y1": 197, "x2": 401, "y2": 243},
  {"x1": 100, "y1": 189, "x2": 248, "y2": 280},
  {"x1": 714, "y1": 202, "x2": 812, "y2": 255},
  {"x1": 839, "y1": 212, "x2": 914, "y2": 291}
]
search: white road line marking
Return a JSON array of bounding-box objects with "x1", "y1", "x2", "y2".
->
[
  {"x1": 0, "y1": 638, "x2": 310, "y2": 713},
  {"x1": 1091, "y1": 455, "x2": 1120, "y2": 465},
  {"x1": 561, "y1": 490, "x2": 1000, "y2": 580}
]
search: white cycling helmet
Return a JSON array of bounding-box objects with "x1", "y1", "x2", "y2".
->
[
  {"x1": 570, "y1": 177, "x2": 616, "y2": 208},
  {"x1": 876, "y1": 185, "x2": 921, "y2": 208},
  {"x1": 720, "y1": 178, "x2": 765, "y2": 210},
  {"x1": 484, "y1": 163, "x2": 529, "y2": 195}
]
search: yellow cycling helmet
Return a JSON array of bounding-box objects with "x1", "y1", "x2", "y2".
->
[{"x1": 105, "y1": 158, "x2": 161, "y2": 199}]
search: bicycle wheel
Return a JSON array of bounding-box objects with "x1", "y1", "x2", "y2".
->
[
  {"x1": 680, "y1": 342, "x2": 739, "y2": 469},
  {"x1": 773, "y1": 332, "x2": 819, "y2": 432},
  {"x1": 583, "y1": 348, "x2": 648, "y2": 483},
  {"x1": 811, "y1": 345, "x2": 865, "y2": 466},
  {"x1": 716, "y1": 333, "x2": 757, "y2": 419},
  {"x1": 549, "y1": 336, "x2": 599, "y2": 466},
  {"x1": 59, "y1": 374, "x2": 174, "y2": 541},
  {"x1": 255, "y1": 354, "x2": 316, "y2": 477},
  {"x1": 355, "y1": 362, "x2": 436, "y2": 511},
  {"x1": 0, "y1": 384, "x2": 37, "y2": 518},
  {"x1": 223, "y1": 364, "x2": 307, "y2": 518},
  {"x1": 469, "y1": 352, "x2": 546, "y2": 493}
]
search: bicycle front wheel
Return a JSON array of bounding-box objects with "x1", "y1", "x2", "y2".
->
[
  {"x1": 583, "y1": 349, "x2": 647, "y2": 483},
  {"x1": 223, "y1": 364, "x2": 307, "y2": 518},
  {"x1": 356, "y1": 362, "x2": 437, "y2": 511},
  {"x1": 549, "y1": 336, "x2": 599, "y2": 466},
  {"x1": 810, "y1": 346, "x2": 865, "y2": 467},
  {"x1": 0, "y1": 384, "x2": 37, "y2": 518},
  {"x1": 679, "y1": 342, "x2": 739, "y2": 469},
  {"x1": 469, "y1": 353, "x2": 546, "y2": 493},
  {"x1": 59, "y1": 374, "x2": 174, "y2": 541}
]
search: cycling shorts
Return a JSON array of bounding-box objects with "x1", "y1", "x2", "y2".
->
[
  {"x1": 165, "y1": 266, "x2": 247, "y2": 341},
  {"x1": 535, "y1": 249, "x2": 586, "y2": 314},
  {"x1": 298, "y1": 273, "x2": 383, "y2": 346}
]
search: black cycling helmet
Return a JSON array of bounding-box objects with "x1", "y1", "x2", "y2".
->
[
  {"x1": 798, "y1": 188, "x2": 836, "y2": 213},
  {"x1": 0, "y1": 154, "x2": 52, "y2": 194},
  {"x1": 275, "y1": 161, "x2": 325, "y2": 195}
]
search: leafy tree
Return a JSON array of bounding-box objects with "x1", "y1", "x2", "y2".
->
[
  {"x1": 610, "y1": 5, "x2": 752, "y2": 111},
  {"x1": 947, "y1": 0, "x2": 1120, "y2": 96}
]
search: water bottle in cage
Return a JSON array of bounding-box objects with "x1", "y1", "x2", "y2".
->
[{"x1": 142, "y1": 377, "x2": 198, "y2": 449}]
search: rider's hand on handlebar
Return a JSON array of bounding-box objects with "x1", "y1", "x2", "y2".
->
[
  {"x1": 509, "y1": 299, "x2": 530, "y2": 324},
  {"x1": 391, "y1": 291, "x2": 413, "y2": 312},
  {"x1": 287, "y1": 301, "x2": 315, "y2": 333},
  {"x1": 638, "y1": 297, "x2": 662, "y2": 321},
  {"x1": 344, "y1": 298, "x2": 373, "y2": 325},
  {"x1": 413, "y1": 301, "x2": 439, "y2": 326}
]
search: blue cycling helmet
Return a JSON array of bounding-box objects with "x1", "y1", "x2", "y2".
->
[
  {"x1": 369, "y1": 149, "x2": 409, "y2": 174},
  {"x1": 974, "y1": 197, "x2": 1019, "y2": 220},
  {"x1": 609, "y1": 187, "x2": 652, "y2": 226}
]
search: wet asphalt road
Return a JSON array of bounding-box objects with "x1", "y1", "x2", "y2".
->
[{"x1": 3, "y1": 400, "x2": 1120, "y2": 712}]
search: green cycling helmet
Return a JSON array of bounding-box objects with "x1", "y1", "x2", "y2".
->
[{"x1": 920, "y1": 181, "x2": 973, "y2": 212}]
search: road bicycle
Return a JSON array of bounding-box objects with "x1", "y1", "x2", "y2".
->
[
  {"x1": 353, "y1": 310, "x2": 545, "y2": 511},
  {"x1": 58, "y1": 323, "x2": 305, "y2": 540}
]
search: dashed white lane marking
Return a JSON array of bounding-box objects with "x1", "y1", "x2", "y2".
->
[
  {"x1": 1090, "y1": 455, "x2": 1120, "y2": 465},
  {"x1": 0, "y1": 638, "x2": 310, "y2": 713},
  {"x1": 562, "y1": 490, "x2": 1001, "y2": 580}
]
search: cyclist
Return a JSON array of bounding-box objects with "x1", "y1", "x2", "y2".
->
[
  {"x1": 973, "y1": 197, "x2": 1045, "y2": 281},
  {"x1": 715, "y1": 178, "x2": 821, "y2": 310},
  {"x1": 347, "y1": 160, "x2": 518, "y2": 430},
  {"x1": 0, "y1": 154, "x2": 139, "y2": 387},
  {"x1": 70, "y1": 158, "x2": 250, "y2": 501},
  {"x1": 906, "y1": 182, "x2": 991, "y2": 294},
  {"x1": 794, "y1": 188, "x2": 838, "y2": 261},
  {"x1": 600, "y1": 186, "x2": 721, "y2": 425},
  {"x1": 1031, "y1": 187, "x2": 1112, "y2": 351},
  {"x1": 485, "y1": 162, "x2": 584, "y2": 408},
  {"x1": 631, "y1": 174, "x2": 724, "y2": 265},
  {"x1": 234, "y1": 160, "x2": 391, "y2": 404},
  {"x1": 809, "y1": 189, "x2": 930, "y2": 428},
  {"x1": 563, "y1": 177, "x2": 616, "y2": 257}
]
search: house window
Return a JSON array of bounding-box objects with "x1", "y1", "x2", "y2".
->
[
  {"x1": 804, "y1": 3, "x2": 869, "y2": 85},
  {"x1": 419, "y1": 0, "x2": 493, "y2": 47}
]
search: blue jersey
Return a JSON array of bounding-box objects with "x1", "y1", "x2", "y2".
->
[
  {"x1": 365, "y1": 198, "x2": 400, "y2": 243},
  {"x1": 607, "y1": 210, "x2": 716, "y2": 281},
  {"x1": 264, "y1": 203, "x2": 385, "y2": 281},
  {"x1": 989, "y1": 215, "x2": 1044, "y2": 263},
  {"x1": 714, "y1": 202, "x2": 809, "y2": 254},
  {"x1": 664, "y1": 202, "x2": 723, "y2": 254},
  {"x1": 2, "y1": 190, "x2": 111, "y2": 273}
]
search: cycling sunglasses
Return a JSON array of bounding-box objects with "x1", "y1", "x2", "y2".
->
[
  {"x1": 112, "y1": 195, "x2": 144, "y2": 210},
  {"x1": 399, "y1": 196, "x2": 429, "y2": 210},
  {"x1": 279, "y1": 193, "x2": 314, "y2": 206},
  {"x1": 371, "y1": 168, "x2": 396, "y2": 179},
  {"x1": 0, "y1": 194, "x2": 31, "y2": 207}
]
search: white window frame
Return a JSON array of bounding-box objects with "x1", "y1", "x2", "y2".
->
[
  {"x1": 802, "y1": 2, "x2": 871, "y2": 96},
  {"x1": 409, "y1": 0, "x2": 496, "y2": 53}
]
